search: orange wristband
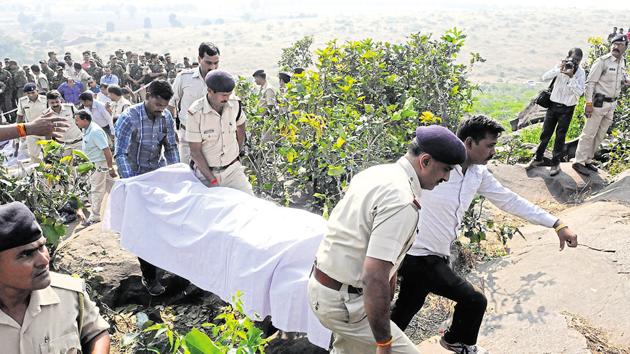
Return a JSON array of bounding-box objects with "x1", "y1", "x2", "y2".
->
[
  {"x1": 16, "y1": 123, "x2": 27, "y2": 138},
  {"x1": 376, "y1": 337, "x2": 393, "y2": 347}
]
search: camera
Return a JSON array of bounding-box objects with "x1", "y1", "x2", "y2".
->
[{"x1": 563, "y1": 58, "x2": 576, "y2": 72}]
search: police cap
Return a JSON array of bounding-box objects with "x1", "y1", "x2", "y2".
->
[
  {"x1": 415, "y1": 125, "x2": 466, "y2": 165},
  {"x1": 0, "y1": 202, "x2": 42, "y2": 253},
  {"x1": 205, "y1": 70, "x2": 235, "y2": 93}
]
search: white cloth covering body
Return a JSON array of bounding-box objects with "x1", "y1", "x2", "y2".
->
[{"x1": 103, "y1": 163, "x2": 331, "y2": 349}]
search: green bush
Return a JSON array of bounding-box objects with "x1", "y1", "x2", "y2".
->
[
  {"x1": 125, "y1": 292, "x2": 268, "y2": 354},
  {"x1": 0, "y1": 140, "x2": 93, "y2": 249},
  {"x1": 238, "y1": 29, "x2": 481, "y2": 211}
]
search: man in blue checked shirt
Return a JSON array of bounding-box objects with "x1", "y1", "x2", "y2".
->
[{"x1": 114, "y1": 79, "x2": 179, "y2": 296}]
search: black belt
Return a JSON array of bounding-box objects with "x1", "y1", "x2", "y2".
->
[
  {"x1": 312, "y1": 266, "x2": 363, "y2": 294},
  {"x1": 190, "y1": 156, "x2": 240, "y2": 172},
  {"x1": 603, "y1": 96, "x2": 615, "y2": 102}
]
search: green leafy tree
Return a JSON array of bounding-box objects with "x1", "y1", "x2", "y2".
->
[
  {"x1": 238, "y1": 28, "x2": 481, "y2": 212},
  {"x1": 0, "y1": 140, "x2": 93, "y2": 249},
  {"x1": 278, "y1": 35, "x2": 314, "y2": 72}
]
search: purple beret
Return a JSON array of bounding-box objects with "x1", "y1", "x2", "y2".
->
[
  {"x1": 0, "y1": 202, "x2": 42, "y2": 252},
  {"x1": 205, "y1": 70, "x2": 235, "y2": 93},
  {"x1": 23, "y1": 83, "x2": 37, "y2": 92},
  {"x1": 415, "y1": 125, "x2": 466, "y2": 165}
]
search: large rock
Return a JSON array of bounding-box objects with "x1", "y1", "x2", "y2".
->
[
  {"x1": 460, "y1": 201, "x2": 630, "y2": 353},
  {"x1": 53, "y1": 224, "x2": 201, "y2": 307},
  {"x1": 510, "y1": 100, "x2": 546, "y2": 131},
  {"x1": 488, "y1": 162, "x2": 609, "y2": 204},
  {"x1": 590, "y1": 169, "x2": 630, "y2": 204}
]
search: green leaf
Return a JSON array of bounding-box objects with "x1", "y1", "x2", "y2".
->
[
  {"x1": 184, "y1": 328, "x2": 222, "y2": 354},
  {"x1": 327, "y1": 165, "x2": 344, "y2": 177}
]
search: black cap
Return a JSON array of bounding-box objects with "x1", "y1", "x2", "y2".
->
[
  {"x1": 0, "y1": 202, "x2": 42, "y2": 252},
  {"x1": 279, "y1": 72, "x2": 291, "y2": 83},
  {"x1": 23, "y1": 83, "x2": 37, "y2": 92},
  {"x1": 205, "y1": 70, "x2": 235, "y2": 93},
  {"x1": 612, "y1": 34, "x2": 628, "y2": 44},
  {"x1": 415, "y1": 125, "x2": 466, "y2": 165},
  {"x1": 293, "y1": 67, "x2": 305, "y2": 74}
]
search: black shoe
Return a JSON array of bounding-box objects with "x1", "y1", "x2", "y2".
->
[
  {"x1": 142, "y1": 277, "x2": 166, "y2": 296},
  {"x1": 550, "y1": 165, "x2": 561, "y2": 176},
  {"x1": 585, "y1": 163, "x2": 598, "y2": 172},
  {"x1": 525, "y1": 158, "x2": 544, "y2": 170},
  {"x1": 572, "y1": 163, "x2": 591, "y2": 176}
]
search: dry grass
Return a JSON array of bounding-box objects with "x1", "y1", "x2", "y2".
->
[{"x1": 563, "y1": 311, "x2": 630, "y2": 354}]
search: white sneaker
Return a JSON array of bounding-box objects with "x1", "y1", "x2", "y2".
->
[{"x1": 440, "y1": 337, "x2": 488, "y2": 354}]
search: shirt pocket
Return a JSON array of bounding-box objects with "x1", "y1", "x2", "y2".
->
[
  {"x1": 202, "y1": 129, "x2": 221, "y2": 147},
  {"x1": 39, "y1": 333, "x2": 82, "y2": 354}
]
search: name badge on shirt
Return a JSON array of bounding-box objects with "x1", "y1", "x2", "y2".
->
[{"x1": 203, "y1": 129, "x2": 215, "y2": 134}]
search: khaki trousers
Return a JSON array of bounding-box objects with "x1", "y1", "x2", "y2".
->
[
  {"x1": 194, "y1": 160, "x2": 254, "y2": 195},
  {"x1": 177, "y1": 127, "x2": 191, "y2": 165},
  {"x1": 89, "y1": 161, "x2": 109, "y2": 220},
  {"x1": 574, "y1": 101, "x2": 616, "y2": 164},
  {"x1": 307, "y1": 277, "x2": 420, "y2": 354},
  {"x1": 25, "y1": 136, "x2": 43, "y2": 162}
]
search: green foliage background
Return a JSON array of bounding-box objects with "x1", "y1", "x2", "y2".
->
[{"x1": 238, "y1": 29, "x2": 482, "y2": 212}]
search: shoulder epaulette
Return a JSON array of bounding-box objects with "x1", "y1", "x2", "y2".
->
[{"x1": 49, "y1": 272, "x2": 85, "y2": 293}]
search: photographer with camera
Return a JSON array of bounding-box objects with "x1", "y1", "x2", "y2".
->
[
  {"x1": 527, "y1": 48, "x2": 585, "y2": 176},
  {"x1": 573, "y1": 34, "x2": 630, "y2": 175}
]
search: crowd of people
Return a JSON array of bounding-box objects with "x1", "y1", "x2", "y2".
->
[{"x1": 0, "y1": 31, "x2": 627, "y2": 354}]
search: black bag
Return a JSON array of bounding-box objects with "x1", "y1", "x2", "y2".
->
[{"x1": 535, "y1": 77, "x2": 557, "y2": 108}]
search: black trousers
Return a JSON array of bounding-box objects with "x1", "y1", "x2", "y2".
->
[
  {"x1": 534, "y1": 102, "x2": 576, "y2": 165},
  {"x1": 139, "y1": 258, "x2": 159, "y2": 281},
  {"x1": 391, "y1": 255, "x2": 487, "y2": 345}
]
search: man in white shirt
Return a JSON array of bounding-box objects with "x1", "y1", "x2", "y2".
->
[
  {"x1": 168, "y1": 42, "x2": 221, "y2": 164},
  {"x1": 527, "y1": 48, "x2": 585, "y2": 176},
  {"x1": 107, "y1": 85, "x2": 131, "y2": 125},
  {"x1": 79, "y1": 92, "x2": 114, "y2": 137},
  {"x1": 391, "y1": 116, "x2": 578, "y2": 354}
]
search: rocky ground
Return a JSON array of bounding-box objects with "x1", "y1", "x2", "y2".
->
[{"x1": 53, "y1": 162, "x2": 630, "y2": 353}]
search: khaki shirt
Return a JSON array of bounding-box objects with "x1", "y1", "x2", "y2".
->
[
  {"x1": 315, "y1": 157, "x2": 422, "y2": 288},
  {"x1": 0, "y1": 272, "x2": 109, "y2": 354},
  {"x1": 111, "y1": 97, "x2": 131, "y2": 119},
  {"x1": 34, "y1": 73, "x2": 49, "y2": 92},
  {"x1": 585, "y1": 53, "x2": 627, "y2": 102},
  {"x1": 186, "y1": 96, "x2": 246, "y2": 167},
  {"x1": 45, "y1": 104, "x2": 83, "y2": 143},
  {"x1": 17, "y1": 95, "x2": 47, "y2": 122},
  {"x1": 170, "y1": 67, "x2": 207, "y2": 126},
  {"x1": 259, "y1": 83, "x2": 276, "y2": 107}
]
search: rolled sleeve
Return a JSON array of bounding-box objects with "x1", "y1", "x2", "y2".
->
[
  {"x1": 185, "y1": 110, "x2": 202, "y2": 143},
  {"x1": 79, "y1": 290, "x2": 110, "y2": 343},
  {"x1": 366, "y1": 204, "x2": 418, "y2": 263}
]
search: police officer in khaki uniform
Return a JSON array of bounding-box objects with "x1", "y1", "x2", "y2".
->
[
  {"x1": 187, "y1": 70, "x2": 253, "y2": 195},
  {"x1": 308, "y1": 125, "x2": 466, "y2": 354},
  {"x1": 253, "y1": 69, "x2": 277, "y2": 112},
  {"x1": 0, "y1": 202, "x2": 110, "y2": 354},
  {"x1": 44, "y1": 90, "x2": 83, "y2": 156},
  {"x1": 573, "y1": 34, "x2": 630, "y2": 175},
  {"x1": 168, "y1": 42, "x2": 221, "y2": 164},
  {"x1": 16, "y1": 83, "x2": 47, "y2": 162}
]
